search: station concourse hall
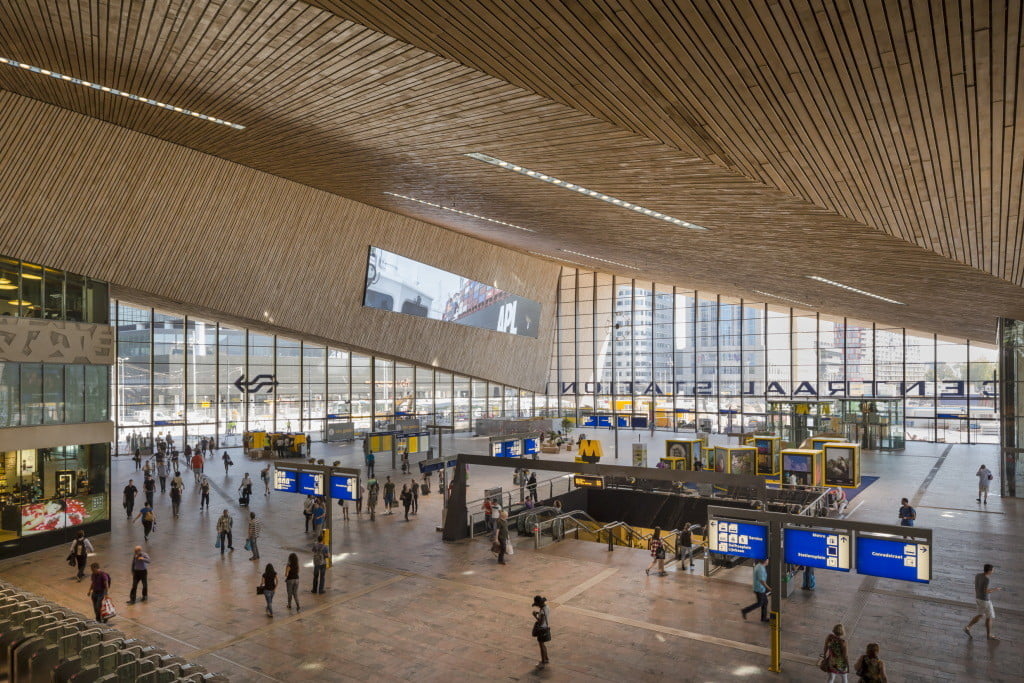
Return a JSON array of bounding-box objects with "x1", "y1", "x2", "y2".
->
[{"x1": 0, "y1": 2, "x2": 1023, "y2": 682}]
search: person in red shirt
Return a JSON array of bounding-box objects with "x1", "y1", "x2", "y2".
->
[{"x1": 191, "y1": 452, "x2": 204, "y2": 484}]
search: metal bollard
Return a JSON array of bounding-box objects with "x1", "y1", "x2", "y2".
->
[{"x1": 607, "y1": 529, "x2": 614, "y2": 551}]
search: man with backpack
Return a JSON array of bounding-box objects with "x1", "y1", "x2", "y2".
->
[
  {"x1": 311, "y1": 533, "x2": 329, "y2": 594},
  {"x1": 898, "y1": 497, "x2": 916, "y2": 527},
  {"x1": 68, "y1": 531, "x2": 94, "y2": 581}
]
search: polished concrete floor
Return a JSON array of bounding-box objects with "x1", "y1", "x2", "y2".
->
[{"x1": 0, "y1": 432, "x2": 1019, "y2": 681}]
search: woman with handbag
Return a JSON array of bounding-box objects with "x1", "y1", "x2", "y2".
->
[
  {"x1": 259, "y1": 563, "x2": 278, "y2": 617},
  {"x1": 820, "y1": 623, "x2": 850, "y2": 682},
  {"x1": 853, "y1": 642, "x2": 887, "y2": 682},
  {"x1": 646, "y1": 527, "x2": 667, "y2": 576},
  {"x1": 531, "y1": 595, "x2": 551, "y2": 668}
]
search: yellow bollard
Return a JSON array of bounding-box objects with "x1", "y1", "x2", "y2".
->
[{"x1": 323, "y1": 528, "x2": 332, "y2": 568}]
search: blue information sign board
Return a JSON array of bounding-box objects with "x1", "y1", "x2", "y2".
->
[
  {"x1": 298, "y1": 471, "x2": 323, "y2": 496},
  {"x1": 784, "y1": 528, "x2": 851, "y2": 572},
  {"x1": 273, "y1": 469, "x2": 297, "y2": 493},
  {"x1": 856, "y1": 534, "x2": 931, "y2": 583},
  {"x1": 707, "y1": 519, "x2": 768, "y2": 560},
  {"x1": 523, "y1": 438, "x2": 538, "y2": 455},
  {"x1": 330, "y1": 474, "x2": 358, "y2": 500}
]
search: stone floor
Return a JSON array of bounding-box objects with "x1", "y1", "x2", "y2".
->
[{"x1": 0, "y1": 431, "x2": 1019, "y2": 682}]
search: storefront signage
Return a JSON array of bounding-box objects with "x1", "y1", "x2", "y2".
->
[
  {"x1": 855, "y1": 534, "x2": 930, "y2": 583},
  {"x1": 784, "y1": 528, "x2": 851, "y2": 572},
  {"x1": 708, "y1": 519, "x2": 768, "y2": 560},
  {"x1": 20, "y1": 493, "x2": 108, "y2": 536}
]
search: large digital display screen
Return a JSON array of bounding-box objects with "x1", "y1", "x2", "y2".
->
[
  {"x1": 856, "y1": 534, "x2": 931, "y2": 583},
  {"x1": 330, "y1": 475, "x2": 358, "y2": 501},
  {"x1": 298, "y1": 471, "x2": 323, "y2": 496},
  {"x1": 364, "y1": 247, "x2": 541, "y2": 338},
  {"x1": 707, "y1": 519, "x2": 768, "y2": 560},
  {"x1": 784, "y1": 528, "x2": 851, "y2": 572},
  {"x1": 273, "y1": 469, "x2": 298, "y2": 493}
]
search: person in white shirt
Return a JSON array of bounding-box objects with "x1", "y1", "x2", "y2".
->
[
  {"x1": 69, "y1": 531, "x2": 94, "y2": 581},
  {"x1": 976, "y1": 464, "x2": 993, "y2": 504}
]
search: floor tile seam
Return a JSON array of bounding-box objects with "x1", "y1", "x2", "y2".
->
[
  {"x1": 863, "y1": 586, "x2": 1024, "y2": 618},
  {"x1": 911, "y1": 444, "x2": 953, "y2": 506},
  {"x1": 186, "y1": 574, "x2": 408, "y2": 658},
  {"x1": 916, "y1": 505, "x2": 1005, "y2": 515},
  {"x1": 551, "y1": 567, "x2": 619, "y2": 604},
  {"x1": 558, "y1": 603, "x2": 819, "y2": 666}
]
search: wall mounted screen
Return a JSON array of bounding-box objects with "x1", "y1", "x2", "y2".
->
[{"x1": 364, "y1": 247, "x2": 541, "y2": 338}]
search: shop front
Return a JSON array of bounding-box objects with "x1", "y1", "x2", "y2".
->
[{"x1": 0, "y1": 443, "x2": 110, "y2": 557}]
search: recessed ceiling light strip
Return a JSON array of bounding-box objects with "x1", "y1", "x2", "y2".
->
[
  {"x1": 806, "y1": 276, "x2": 904, "y2": 305},
  {"x1": 751, "y1": 290, "x2": 815, "y2": 308},
  {"x1": 465, "y1": 152, "x2": 708, "y2": 231},
  {"x1": 0, "y1": 57, "x2": 244, "y2": 130},
  {"x1": 560, "y1": 249, "x2": 639, "y2": 270},
  {"x1": 384, "y1": 192, "x2": 534, "y2": 232},
  {"x1": 528, "y1": 251, "x2": 592, "y2": 269}
]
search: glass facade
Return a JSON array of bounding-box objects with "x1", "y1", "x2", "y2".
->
[
  {"x1": 547, "y1": 269, "x2": 998, "y2": 444},
  {"x1": 998, "y1": 318, "x2": 1024, "y2": 497},
  {"x1": 0, "y1": 363, "x2": 109, "y2": 427},
  {"x1": 111, "y1": 301, "x2": 545, "y2": 453},
  {"x1": 0, "y1": 256, "x2": 108, "y2": 322}
]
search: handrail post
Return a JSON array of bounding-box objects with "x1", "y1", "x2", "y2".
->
[{"x1": 608, "y1": 528, "x2": 614, "y2": 551}]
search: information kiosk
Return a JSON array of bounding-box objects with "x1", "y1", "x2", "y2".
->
[
  {"x1": 808, "y1": 435, "x2": 844, "y2": 450},
  {"x1": 664, "y1": 439, "x2": 702, "y2": 469},
  {"x1": 780, "y1": 448, "x2": 823, "y2": 486},
  {"x1": 714, "y1": 445, "x2": 758, "y2": 475},
  {"x1": 822, "y1": 442, "x2": 861, "y2": 488}
]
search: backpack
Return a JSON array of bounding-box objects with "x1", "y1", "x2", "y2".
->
[
  {"x1": 143, "y1": 510, "x2": 154, "y2": 522},
  {"x1": 313, "y1": 544, "x2": 326, "y2": 564}
]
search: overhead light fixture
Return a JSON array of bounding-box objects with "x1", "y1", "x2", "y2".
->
[
  {"x1": 465, "y1": 153, "x2": 708, "y2": 231},
  {"x1": 752, "y1": 290, "x2": 815, "y2": 309},
  {"x1": 560, "y1": 249, "x2": 639, "y2": 270},
  {"x1": 384, "y1": 192, "x2": 534, "y2": 232},
  {"x1": 7, "y1": 300, "x2": 32, "y2": 306},
  {"x1": 0, "y1": 57, "x2": 245, "y2": 130},
  {"x1": 528, "y1": 251, "x2": 592, "y2": 268},
  {"x1": 19, "y1": 272, "x2": 41, "y2": 280},
  {"x1": 806, "y1": 276, "x2": 904, "y2": 305}
]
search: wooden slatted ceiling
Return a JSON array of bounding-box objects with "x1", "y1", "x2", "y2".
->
[
  {"x1": 313, "y1": 0, "x2": 1024, "y2": 284},
  {"x1": 0, "y1": 0, "x2": 1020, "y2": 343}
]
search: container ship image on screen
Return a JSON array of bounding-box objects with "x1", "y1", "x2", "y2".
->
[{"x1": 442, "y1": 281, "x2": 539, "y2": 338}]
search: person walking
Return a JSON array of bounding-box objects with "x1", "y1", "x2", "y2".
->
[
  {"x1": 171, "y1": 470, "x2": 185, "y2": 493},
  {"x1": 222, "y1": 451, "x2": 232, "y2": 475},
  {"x1": 239, "y1": 473, "x2": 253, "y2": 507},
  {"x1": 383, "y1": 476, "x2": 396, "y2": 515},
  {"x1": 820, "y1": 624, "x2": 849, "y2": 682},
  {"x1": 527, "y1": 471, "x2": 538, "y2": 502},
  {"x1": 199, "y1": 476, "x2": 211, "y2": 510},
  {"x1": 976, "y1": 464, "x2": 993, "y2": 504},
  {"x1": 740, "y1": 558, "x2": 770, "y2": 622},
  {"x1": 247, "y1": 512, "x2": 262, "y2": 561},
  {"x1": 133, "y1": 503, "x2": 156, "y2": 541},
  {"x1": 410, "y1": 478, "x2": 419, "y2": 514},
  {"x1": 191, "y1": 450, "x2": 204, "y2": 484},
  {"x1": 400, "y1": 484, "x2": 413, "y2": 521},
  {"x1": 964, "y1": 563, "x2": 1001, "y2": 640},
  {"x1": 142, "y1": 459, "x2": 153, "y2": 479},
  {"x1": 367, "y1": 477, "x2": 379, "y2": 520},
  {"x1": 259, "y1": 563, "x2": 278, "y2": 617},
  {"x1": 364, "y1": 442, "x2": 375, "y2": 478},
  {"x1": 646, "y1": 527, "x2": 667, "y2": 576},
  {"x1": 677, "y1": 523, "x2": 695, "y2": 570},
  {"x1": 122, "y1": 479, "x2": 138, "y2": 519},
  {"x1": 285, "y1": 553, "x2": 301, "y2": 611},
  {"x1": 169, "y1": 482, "x2": 182, "y2": 518},
  {"x1": 132, "y1": 449, "x2": 142, "y2": 470},
  {"x1": 898, "y1": 498, "x2": 916, "y2": 527},
  {"x1": 531, "y1": 595, "x2": 551, "y2": 669},
  {"x1": 156, "y1": 460, "x2": 168, "y2": 493},
  {"x1": 303, "y1": 495, "x2": 315, "y2": 532},
  {"x1": 69, "y1": 530, "x2": 94, "y2": 581},
  {"x1": 338, "y1": 496, "x2": 350, "y2": 522},
  {"x1": 87, "y1": 562, "x2": 112, "y2": 623},
  {"x1": 126, "y1": 546, "x2": 150, "y2": 604},
  {"x1": 853, "y1": 643, "x2": 888, "y2": 682},
  {"x1": 482, "y1": 498, "x2": 494, "y2": 532},
  {"x1": 261, "y1": 464, "x2": 271, "y2": 496},
  {"x1": 311, "y1": 498, "x2": 326, "y2": 537},
  {"x1": 496, "y1": 509, "x2": 510, "y2": 565},
  {"x1": 311, "y1": 533, "x2": 328, "y2": 594},
  {"x1": 143, "y1": 474, "x2": 156, "y2": 507},
  {"x1": 217, "y1": 509, "x2": 234, "y2": 555}
]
